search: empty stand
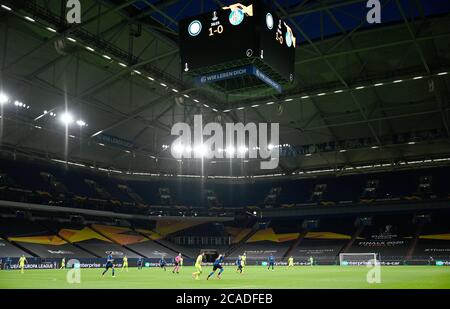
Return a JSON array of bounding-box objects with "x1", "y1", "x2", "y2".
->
[
  {"x1": 413, "y1": 214, "x2": 450, "y2": 260},
  {"x1": 1, "y1": 158, "x2": 450, "y2": 211},
  {"x1": 292, "y1": 239, "x2": 347, "y2": 263},
  {"x1": 346, "y1": 215, "x2": 414, "y2": 261},
  {"x1": 0, "y1": 218, "x2": 94, "y2": 258},
  {"x1": 229, "y1": 241, "x2": 291, "y2": 260},
  {"x1": 0, "y1": 237, "x2": 31, "y2": 257},
  {"x1": 90, "y1": 224, "x2": 174, "y2": 258}
]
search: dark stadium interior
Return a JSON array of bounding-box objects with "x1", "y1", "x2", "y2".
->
[{"x1": 0, "y1": 0, "x2": 450, "y2": 279}]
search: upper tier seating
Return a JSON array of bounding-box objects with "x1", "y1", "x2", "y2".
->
[{"x1": 0, "y1": 158, "x2": 449, "y2": 214}]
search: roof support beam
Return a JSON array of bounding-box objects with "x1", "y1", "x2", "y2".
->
[
  {"x1": 89, "y1": 88, "x2": 197, "y2": 138},
  {"x1": 395, "y1": 0, "x2": 450, "y2": 139},
  {"x1": 72, "y1": 49, "x2": 177, "y2": 102},
  {"x1": 395, "y1": 0, "x2": 430, "y2": 74},
  {"x1": 273, "y1": 0, "x2": 383, "y2": 147},
  {"x1": 284, "y1": 0, "x2": 368, "y2": 18},
  {"x1": 0, "y1": 0, "x2": 138, "y2": 70},
  {"x1": 295, "y1": 32, "x2": 450, "y2": 65},
  {"x1": 98, "y1": 0, "x2": 179, "y2": 38}
]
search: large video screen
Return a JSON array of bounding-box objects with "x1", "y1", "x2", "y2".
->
[
  {"x1": 258, "y1": 6, "x2": 296, "y2": 82},
  {"x1": 179, "y1": 3, "x2": 258, "y2": 73},
  {"x1": 179, "y1": 2, "x2": 296, "y2": 82}
]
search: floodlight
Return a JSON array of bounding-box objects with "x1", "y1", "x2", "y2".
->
[
  {"x1": 76, "y1": 119, "x2": 86, "y2": 127},
  {"x1": 172, "y1": 144, "x2": 184, "y2": 154},
  {"x1": 194, "y1": 144, "x2": 207, "y2": 157},
  {"x1": 225, "y1": 146, "x2": 235, "y2": 155},
  {"x1": 0, "y1": 93, "x2": 9, "y2": 104},
  {"x1": 238, "y1": 146, "x2": 248, "y2": 154},
  {"x1": 60, "y1": 112, "x2": 74, "y2": 125}
]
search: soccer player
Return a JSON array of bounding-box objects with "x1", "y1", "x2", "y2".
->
[
  {"x1": 60, "y1": 257, "x2": 66, "y2": 269},
  {"x1": 18, "y1": 255, "x2": 27, "y2": 274},
  {"x1": 159, "y1": 257, "x2": 167, "y2": 271},
  {"x1": 309, "y1": 256, "x2": 314, "y2": 266},
  {"x1": 192, "y1": 252, "x2": 205, "y2": 280},
  {"x1": 180, "y1": 255, "x2": 184, "y2": 269},
  {"x1": 207, "y1": 254, "x2": 224, "y2": 280},
  {"x1": 137, "y1": 257, "x2": 143, "y2": 270},
  {"x1": 173, "y1": 253, "x2": 182, "y2": 274},
  {"x1": 160, "y1": 257, "x2": 167, "y2": 270},
  {"x1": 267, "y1": 254, "x2": 275, "y2": 271},
  {"x1": 102, "y1": 253, "x2": 115, "y2": 277},
  {"x1": 287, "y1": 256, "x2": 294, "y2": 268},
  {"x1": 121, "y1": 255, "x2": 128, "y2": 272},
  {"x1": 236, "y1": 256, "x2": 243, "y2": 274},
  {"x1": 241, "y1": 252, "x2": 246, "y2": 273},
  {"x1": 5, "y1": 257, "x2": 12, "y2": 270}
]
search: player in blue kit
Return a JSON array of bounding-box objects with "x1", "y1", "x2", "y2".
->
[
  {"x1": 235, "y1": 256, "x2": 243, "y2": 274},
  {"x1": 207, "y1": 254, "x2": 224, "y2": 280},
  {"x1": 137, "y1": 257, "x2": 144, "y2": 270},
  {"x1": 159, "y1": 257, "x2": 167, "y2": 271},
  {"x1": 267, "y1": 254, "x2": 275, "y2": 271},
  {"x1": 102, "y1": 254, "x2": 115, "y2": 277}
]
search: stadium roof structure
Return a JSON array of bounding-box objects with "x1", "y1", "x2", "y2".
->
[{"x1": 0, "y1": 0, "x2": 449, "y2": 178}]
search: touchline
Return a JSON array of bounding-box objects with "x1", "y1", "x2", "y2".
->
[{"x1": 170, "y1": 115, "x2": 280, "y2": 170}]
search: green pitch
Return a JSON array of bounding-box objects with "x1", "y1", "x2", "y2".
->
[{"x1": 1, "y1": 266, "x2": 449, "y2": 289}]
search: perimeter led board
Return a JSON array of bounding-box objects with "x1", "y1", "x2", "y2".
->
[{"x1": 179, "y1": 1, "x2": 296, "y2": 83}]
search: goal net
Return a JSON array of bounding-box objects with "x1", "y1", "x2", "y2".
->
[{"x1": 339, "y1": 253, "x2": 379, "y2": 266}]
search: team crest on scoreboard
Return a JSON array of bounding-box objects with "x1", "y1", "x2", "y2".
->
[
  {"x1": 223, "y1": 3, "x2": 254, "y2": 26},
  {"x1": 266, "y1": 13, "x2": 274, "y2": 29},
  {"x1": 188, "y1": 20, "x2": 202, "y2": 36},
  {"x1": 285, "y1": 31, "x2": 293, "y2": 47},
  {"x1": 229, "y1": 9, "x2": 244, "y2": 26}
]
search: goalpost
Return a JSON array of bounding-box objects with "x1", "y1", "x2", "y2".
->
[{"x1": 339, "y1": 253, "x2": 379, "y2": 266}]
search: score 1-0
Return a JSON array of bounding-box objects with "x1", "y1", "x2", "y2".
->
[{"x1": 209, "y1": 24, "x2": 224, "y2": 36}]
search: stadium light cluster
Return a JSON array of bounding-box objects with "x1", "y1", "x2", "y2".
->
[
  {"x1": 0, "y1": 92, "x2": 32, "y2": 110},
  {"x1": 0, "y1": 89, "x2": 88, "y2": 129},
  {"x1": 0, "y1": 92, "x2": 9, "y2": 104},
  {"x1": 76, "y1": 119, "x2": 87, "y2": 127},
  {"x1": 49, "y1": 149, "x2": 450, "y2": 181},
  {"x1": 14, "y1": 100, "x2": 30, "y2": 109},
  {"x1": 59, "y1": 112, "x2": 88, "y2": 127},
  {"x1": 59, "y1": 112, "x2": 74, "y2": 125},
  {"x1": 45, "y1": 111, "x2": 57, "y2": 117},
  {"x1": 168, "y1": 143, "x2": 290, "y2": 158}
]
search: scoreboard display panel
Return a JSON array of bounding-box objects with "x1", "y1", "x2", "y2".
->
[
  {"x1": 258, "y1": 8, "x2": 296, "y2": 82},
  {"x1": 179, "y1": 1, "x2": 296, "y2": 83},
  {"x1": 179, "y1": 3, "x2": 258, "y2": 73}
]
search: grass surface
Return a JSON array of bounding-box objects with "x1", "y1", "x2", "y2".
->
[{"x1": 1, "y1": 266, "x2": 449, "y2": 289}]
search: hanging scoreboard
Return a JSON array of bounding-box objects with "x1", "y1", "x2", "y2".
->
[
  {"x1": 258, "y1": 7, "x2": 296, "y2": 82},
  {"x1": 179, "y1": 1, "x2": 296, "y2": 86}
]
